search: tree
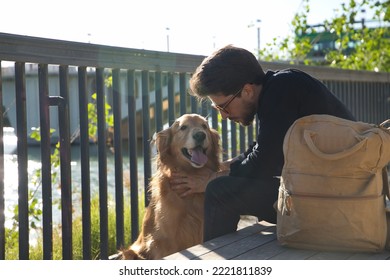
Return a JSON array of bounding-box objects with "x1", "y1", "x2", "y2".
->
[{"x1": 259, "y1": 0, "x2": 390, "y2": 72}]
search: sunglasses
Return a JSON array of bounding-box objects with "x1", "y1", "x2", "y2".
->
[{"x1": 211, "y1": 87, "x2": 243, "y2": 114}]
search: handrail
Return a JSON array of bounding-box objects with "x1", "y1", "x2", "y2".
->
[
  {"x1": 1, "y1": 32, "x2": 390, "y2": 82},
  {"x1": 0, "y1": 32, "x2": 205, "y2": 71}
]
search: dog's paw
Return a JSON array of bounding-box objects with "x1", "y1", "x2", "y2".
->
[{"x1": 121, "y1": 248, "x2": 145, "y2": 260}]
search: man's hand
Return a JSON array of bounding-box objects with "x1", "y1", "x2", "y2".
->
[{"x1": 169, "y1": 168, "x2": 216, "y2": 197}]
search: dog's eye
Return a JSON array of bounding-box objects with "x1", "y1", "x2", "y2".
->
[
  {"x1": 202, "y1": 124, "x2": 208, "y2": 129},
  {"x1": 180, "y1": 125, "x2": 187, "y2": 131}
]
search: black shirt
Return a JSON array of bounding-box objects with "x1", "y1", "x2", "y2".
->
[{"x1": 230, "y1": 69, "x2": 355, "y2": 179}]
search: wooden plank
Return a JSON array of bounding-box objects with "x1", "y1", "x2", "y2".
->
[
  {"x1": 347, "y1": 251, "x2": 390, "y2": 260},
  {"x1": 236, "y1": 239, "x2": 318, "y2": 260},
  {"x1": 271, "y1": 246, "x2": 390, "y2": 260},
  {"x1": 269, "y1": 244, "x2": 319, "y2": 260},
  {"x1": 195, "y1": 225, "x2": 276, "y2": 260},
  {"x1": 268, "y1": 242, "x2": 390, "y2": 260},
  {"x1": 270, "y1": 245, "x2": 390, "y2": 260},
  {"x1": 164, "y1": 222, "x2": 272, "y2": 260},
  {"x1": 238, "y1": 241, "x2": 361, "y2": 260},
  {"x1": 307, "y1": 251, "x2": 354, "y2": 260},
  {"x1": 233, "y1": 238, "x2": 285, "y2": 260}
]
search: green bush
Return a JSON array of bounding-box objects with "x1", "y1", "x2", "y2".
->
[{"x1": 5, "y1": 193, "x2": 145, "y2": 260}]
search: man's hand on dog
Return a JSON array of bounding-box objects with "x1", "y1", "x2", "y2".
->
[
  {"x1": 170, "y1": 168, "x2": 230, "y2": 197},
  {"x1": 170, "y1": 168, "x2": 215, "y2": 197}
]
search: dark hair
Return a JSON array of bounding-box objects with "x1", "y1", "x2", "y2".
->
[{"x1": 189, "y1": 45, "x2": 265, "y2": 100}]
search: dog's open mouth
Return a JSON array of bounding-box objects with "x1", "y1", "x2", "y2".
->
[{"x1": 181, "y1": 146, "x2": 208, "y2": 167}]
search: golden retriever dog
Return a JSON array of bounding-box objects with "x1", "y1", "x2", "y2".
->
[{"x1": 122, "y1": 113, "x2": 221, "y2": 260}]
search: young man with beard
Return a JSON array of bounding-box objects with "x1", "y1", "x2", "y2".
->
[{"x1": 170, "y1": 45, "x2": 355, "y2": 242}]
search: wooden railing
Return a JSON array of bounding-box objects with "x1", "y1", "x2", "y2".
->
[{"x1": 0, "y1": 32, "x2": 389, "y2": 260}]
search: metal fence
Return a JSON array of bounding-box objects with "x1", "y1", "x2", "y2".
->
[{"x1": 0, "y1": 32, "x2": 389, "y2": 260}]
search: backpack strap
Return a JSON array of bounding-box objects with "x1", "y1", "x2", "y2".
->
[
  {"x1": 382, "y1": 167, "x2": 390, "y2": 201},
  {"x1": 379, "y1": 120, "x2": 390, "y2": 202}
]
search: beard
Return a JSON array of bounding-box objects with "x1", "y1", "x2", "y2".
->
[{"x1": 238, "y1": 99, "x2": 257, "y2": 126}]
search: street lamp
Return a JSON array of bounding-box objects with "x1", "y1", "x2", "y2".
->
[
  {"x1": 361, "y1": 9, "x2": 366, "y2": 29},
  {"x1": 248, "y1": 19, "x2": 261, "y2": 58},
  {"x1": 166, "y1": 27, "x2": 170, "y2": 52},
  {"x1": 256, "y1": 19, "x2": 261, "y2": 55}
]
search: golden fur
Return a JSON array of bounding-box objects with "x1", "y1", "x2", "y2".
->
[{"x1": 122, "y1": 114, "x2": 221, "y2": 260}]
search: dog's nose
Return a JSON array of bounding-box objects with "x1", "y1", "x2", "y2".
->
[{"x1": 193, "y1": 131, "x2": 206, "y2": 143}]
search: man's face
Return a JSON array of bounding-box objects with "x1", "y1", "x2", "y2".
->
[{"x1": 208, "y1": 90, "x2": 257, "y2": 127}]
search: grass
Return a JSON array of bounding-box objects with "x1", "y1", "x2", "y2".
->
[{"x1": 5, "y1": 193, "x2": 146, "y2": 260}]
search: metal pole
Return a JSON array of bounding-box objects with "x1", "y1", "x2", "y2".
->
[
  {"x1": 166, "y1": 27, "x2": 170, "y2": 52},
  {"x1": 256, "y1": 19, "x2": 261, "y2": 57}
]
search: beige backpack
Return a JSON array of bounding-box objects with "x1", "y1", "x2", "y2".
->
[{"x1": 277, "y1": 114, "x2": 390, "y2": 252}]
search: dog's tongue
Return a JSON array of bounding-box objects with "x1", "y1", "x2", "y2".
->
[{"x1": 191, "y1": 146, "x2": 208, "y2": 165}]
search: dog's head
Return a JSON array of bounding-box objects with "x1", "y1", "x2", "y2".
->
[{"x1": 155, "y1": 114, "x2": 220, "y2": 170}]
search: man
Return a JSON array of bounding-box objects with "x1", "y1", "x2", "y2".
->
[{"x1": 170, "y1": 45, "x2": 355, "y2": 242}]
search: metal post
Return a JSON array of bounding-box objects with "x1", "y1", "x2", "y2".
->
[
  {"x1": 166, "y1": 27, "x2": 170, "y2": 52},
  {"x1": 256, "y1": 19, "x2": 261, "y2": 57}
]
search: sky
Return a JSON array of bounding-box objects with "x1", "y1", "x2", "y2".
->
[{"x1": 0, "y1": 0, "x2": 369, "y2": 56}]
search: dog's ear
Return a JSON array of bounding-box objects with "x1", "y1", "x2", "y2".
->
[
  {"x1": 155, "y1": 127, "x2": 172, "y2": 164},
  {"x1": 209, "y1": 127, "x2": 221, "y2": 168},
  {"x1": 210, "y1": 127, "x2": 220, "y2": 151}
]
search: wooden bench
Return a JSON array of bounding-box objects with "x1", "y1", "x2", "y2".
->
[{"x1": 165, "y1": 221, "x2": 390, "y2": 260}]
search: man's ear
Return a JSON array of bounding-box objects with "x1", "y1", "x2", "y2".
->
[{"x1": 242, "y1": 83, "x2": 255, "y2": 100}]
